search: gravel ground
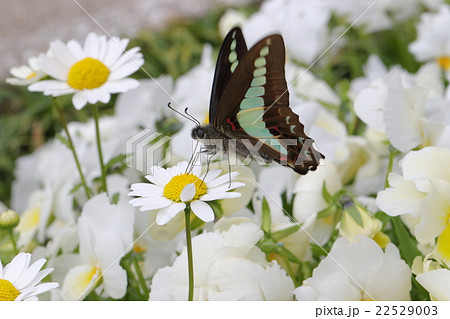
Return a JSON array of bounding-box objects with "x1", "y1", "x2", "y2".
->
[{"x1": 0, "y1": 0, "x2": 256, "y2": 79}]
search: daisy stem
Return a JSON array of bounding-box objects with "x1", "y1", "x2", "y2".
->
[
  {"x1": 8, "y1": 229, "x2": 18, "y2": 254},
  {"x1": 92, "y1": 104, "x2": 108, "y2": 194},
  {"x1": 53, "y1": 99, "x2": 91, "y2": 199},
  {"x1": 184, "y1": 205, "x2": 194, "y2": 301}
]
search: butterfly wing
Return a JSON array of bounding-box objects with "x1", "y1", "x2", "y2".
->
[
  {"x1": 214, "y1": 31, "x2": 324, "y2": 174},
  {"x1": 209, "y1": 27, "x2": 248, "y2": 124}
]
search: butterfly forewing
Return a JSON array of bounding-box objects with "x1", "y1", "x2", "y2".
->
[
  {"x1": 214, "y1": 30, "x2": 324, "y2": 174},
  {"x1": 209, "y1": 27, "x2": 248, "y2": 124}
]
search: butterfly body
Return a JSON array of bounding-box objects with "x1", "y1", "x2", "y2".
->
[{"x1": 192, "y1": 27, "x2": 324, "y2": 175}]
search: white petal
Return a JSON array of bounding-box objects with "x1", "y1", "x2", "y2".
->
[
  {"x1": 200, "y1": 192, "x2": 241, "y2": 201},
  {"x1": 4, "y1": 253, "x2": 29, "y2": 283},
  {"x1": 109, "y1": 59, "x2": 142, "y2": 81},
  {"x1": 72, "y1": 91, "x2": 88, "y2": 110},
  {"x1": 129, "y1": 196, "x2": 172, "y2": 211},
  {"x1": 101, "y1": 78, "x2": 140, "y2": 93},
  {"x1": 50, "y1": 40, "x2": 77, "y2": 69},
  {"x1": 39, "y1": 53, "x2": 69, "y2": 81},
  {"x1": 84, "y1": 33, "x2": 100, "y2": 58},
  {"x1": 28, "y1": 80, "x2": 72, "y2": 93},
  {"x1": 416, "y1": 269, "x2": 450, "y2": 301},
  {"x1": 156, "y1": 203, "x2": 186, "y2": 225},
  {"x1": 201, "y1": 169, "x2": 222, "y2": 184},
  {"x1": 180, "y1": 183, "x2": 195, "y2": 202},
  {"x1": 190, "y1": 200, "x2": 215, "y2": 223},
  {"x1": 13, "y1": 258, "x2": 46, "y2": 290},
  {"x1": 376, "y1": 173, "x2": 427, "y2": 217},
  {"x1": 402, "y1": 147, "x2": 450, "y2": 186},
  {"x1": 151, "y1": 166, "x2": 173, "y2": 186},
  {"x1": 110, "y1": 47, "x2": 142, "y2": 71},
  {"x1": 63, "y1": 264, "x2": 100, "y2": 300},
  {"x1": 129, "y1": 183, "x2": 163, "y2": 197},
  {"x1": 67, "y1": 40, "x2": 85, "y2": 60},
  {"x1": 103, "y1": 38, "x2": 129, "y2": 67},
  {"x1": 206, "y1": 171, "x2": 239, "y2": 188}
]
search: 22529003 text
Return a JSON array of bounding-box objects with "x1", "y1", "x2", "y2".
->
[{"x1": 375, "y1": 305, "x2": 438, "y2": 316}]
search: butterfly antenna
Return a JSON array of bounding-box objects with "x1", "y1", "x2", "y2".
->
[
  {"x1": 201, "y1": 153, "x2": 213, "y2": 187},
  {"x1": 167, "y1": 102, "x2": 199, "y2": 125},
  {"x1": 186, "y1": 141, "x2": 200, "y2": 173},
  {"x1": 227, "y1": 153, "x2": 232, "y2": 189},
  {"x1": 184, "y1": 107, "x2": 201, "y2": 126}
]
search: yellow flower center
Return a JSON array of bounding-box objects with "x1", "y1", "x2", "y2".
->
[
  {"x1": 0, "y1": 279, "x2": 20, "y2": 301},
  {"x1": 436, "y1": 223, "x2": 450, "y2": 263},
  {"x1": 67, "y1": 57, "x2": 110, "y2": 90},
  {"x1": 26, "y1": 71, "x2": 37, "y2": 80},
  {"x1": 372, "y1": 231, "x2": 390, "y2": 249},
  {"x1": 437, "y1": 56, "x2": 450, "y2": 70},
  {"x1": 163, "y1": 173, "x2": 207, "y2": 202}
]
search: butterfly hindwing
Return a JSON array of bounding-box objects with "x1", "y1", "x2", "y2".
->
[
  {"x1": 212, "y1": 29, "x2": 324, "y2": 174},
  {"x1": 209, "y1": 27, "x2": 248, "y2": 124}
]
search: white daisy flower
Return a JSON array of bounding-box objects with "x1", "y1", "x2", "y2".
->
[
  {"x1": 28, "y1": 32, "x2": 144, "y2": 110},
  {"x1": 6, "y1": 56, "x2": 46, "y2": 86},
  {"x1": 129, "y1": 161, "x2": 244, "y2": 225},
  {"x1": 0, "y1": 252, "x2": 58, "y2": 301}
]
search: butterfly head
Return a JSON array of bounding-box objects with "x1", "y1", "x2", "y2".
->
[{"x1": 191, "y1": 125, "x2": 221, "y2": 140}]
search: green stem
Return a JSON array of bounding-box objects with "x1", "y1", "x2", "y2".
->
[
  {"x1": 279, "y1": 248, "x2": 299, "y2": 287},
  {"x1": 92, "y1": 104, "x2": 108, "y2": 194},
  {"x1": 385, "y1": 146, "x2": 396, "y2": 188},
  {"x1": 53, "y1": 100, "x2": 91, "y2": 199},
  {"x1": 185, "y1": 205, "x2": 194, "y2": 301},
  {"x1": 132, "y1": 255, "x2": 150, "y2": 298},
  {"x1": 8, "y1": 229, "x2": 18, "y2": 254}
]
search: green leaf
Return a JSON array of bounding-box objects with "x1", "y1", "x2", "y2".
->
[
  {"x1": 272, "y1": 224, "x2": 300, "y2": 241},
  {"x1": 258, "y1": 241, "x2": 280, "y2": 254},
  {"x1": 391, "y1": 216, "x2": 421, "y2": 266},
  {"x1": 104, "y1": 154, "x2": 127, "y2": 171},
  {"x1": 322, "y1": 181, "x2": 333, "y2": 204},
  {"x1": 317, "y1": 205, "x2": 336, "y2": 219},
  {"x1": 345, "y1": 200, "x2": 364, "y2": 228},
  {"x1": 261, "y1": 197, "x2": 271, "y2": 235}
]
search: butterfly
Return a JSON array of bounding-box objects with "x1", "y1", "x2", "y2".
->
[{"x1": 191, "y1": 27, "x2": 324, "y2": 174}]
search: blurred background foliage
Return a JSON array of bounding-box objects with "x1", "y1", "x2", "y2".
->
[{"x1": 0, "y1": 3, "x2": 421, "y2": 206}]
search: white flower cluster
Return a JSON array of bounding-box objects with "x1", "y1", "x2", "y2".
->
[{"x1": 3, "y1": 0, "x2": 450, "y2": 301}]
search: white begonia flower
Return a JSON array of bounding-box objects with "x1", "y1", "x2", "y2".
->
[
  {"x1": 28, "y1": 32, "x2": 143, "y2": 110},
  {"x1": 325, "y1": 0, "x2": 423, "y2": 34},
  {"x1": 416, "y1": 269, "x2": 450, "y2": 301},
  {"x1": 129, "y1": 161, "x2": 244, "y2": 226},
  {"x1": 150, "y1": 221, "x2": 295, "y2": 300},
  {"x1": 409, "y1": 5, "x2": 450, "y2": 73},
  {"x1": 243, "y1": 0, "x2": 330, "y2": 64},
  {"x1": 0, "y1": 253, "x2": 58, "y2": 301},
  {"x1": 293, "y1": 161, "x2": 342, "y2": 245},
  {"x1": 6, "y1": 56, "x2": 46, "y2": 86},
  {"x1": 11, "y1": 140, "x2": 78, "y2": 246},
  {"x1": 295, "y1": 237, "x2": 412, "y2": 301},
  {"x1": 377, "y1": 147, "x2": 450, "y2": 262},
  {"x1": 354, "y1": 65, "x2": 449, "y2": 152},
  {"x1": 62, "y1": 193, "x2": 135, "y2": 300}
]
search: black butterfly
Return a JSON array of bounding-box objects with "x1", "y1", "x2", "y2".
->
[{"x1": 191, "y1": 27, "x2": 324, "y2": 174}]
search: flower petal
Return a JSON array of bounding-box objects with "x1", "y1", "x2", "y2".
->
[
  {"x1": 180, "y1": 183, "x2": 195, "y2": 202},
  {"x1": 191, "y1": 200, "x2": 215, "y2": 223},
  {"x1": 156, "y1": 203, "x2": 186, "y2": 225}
]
